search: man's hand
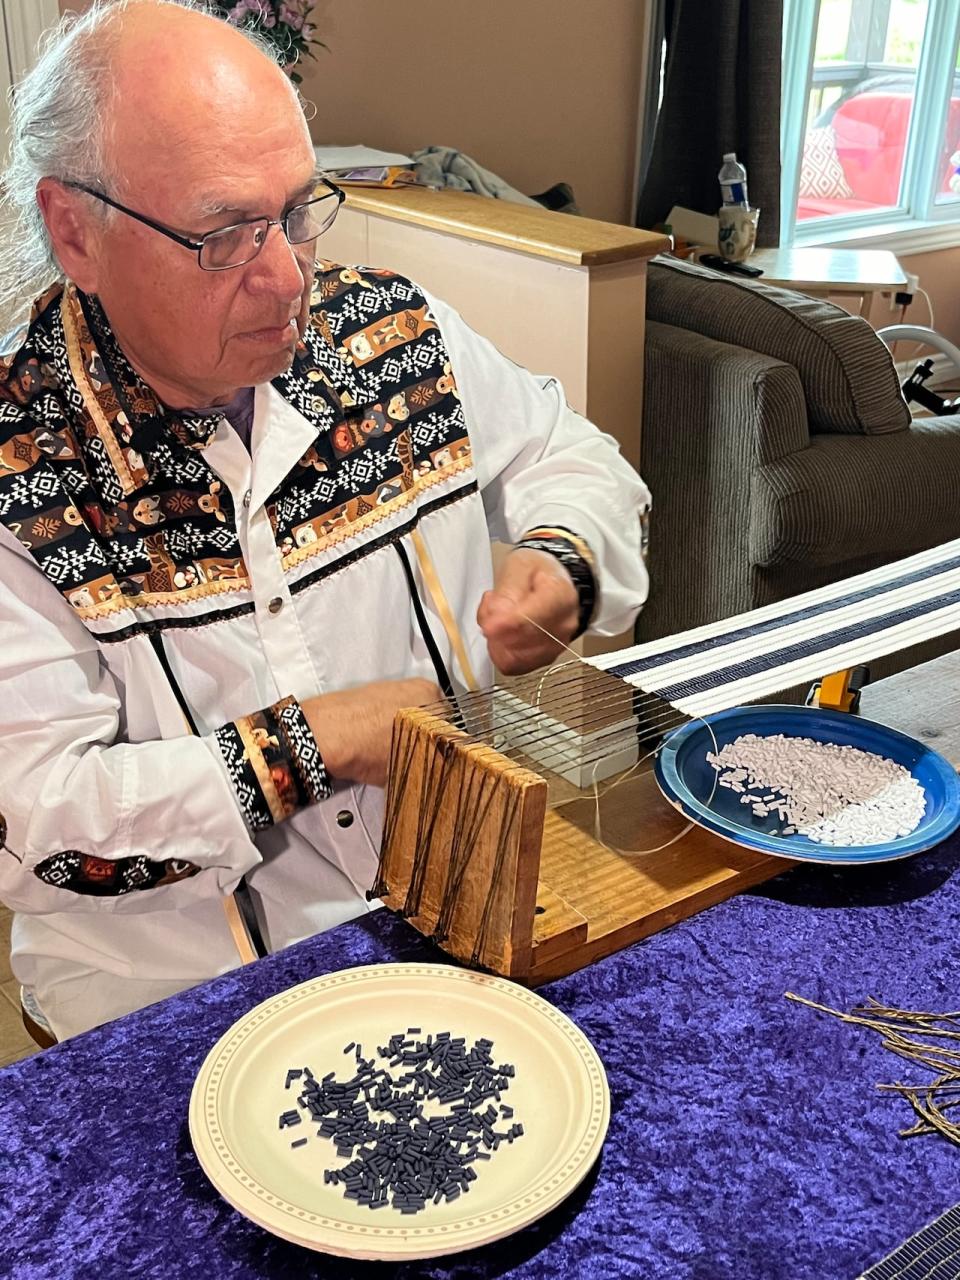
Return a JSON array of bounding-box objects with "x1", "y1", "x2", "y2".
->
[
  {"x1": 477, "y1": 548, "x2": 579, "y2": 676},
  {"x1": 302, "y1": 678, "x2": 443, "y2": 788}
]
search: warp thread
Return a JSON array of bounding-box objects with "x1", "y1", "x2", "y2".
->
[
  {"x1": 517, "y1": 609, "x2": 718, "y2": 857},
  {"x1": 373, "y1": 599, "x2": 721, "y2": 952},
  {"x1": 407, "y1": 525, "x2": 712, "y2": 857}
]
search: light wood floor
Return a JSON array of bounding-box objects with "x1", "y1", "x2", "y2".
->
[{"x1": 0, "y1": 904, "x2": 37, "y2": 1067}]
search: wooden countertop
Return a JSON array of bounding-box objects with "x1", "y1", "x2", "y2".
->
[{"x1": 339, "y1": 184, "x2": 671, "y2": 267}]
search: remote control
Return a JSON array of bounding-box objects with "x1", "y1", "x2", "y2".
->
[{"x1": 699, "y1": 254, "x2": 764, "y2": 278}]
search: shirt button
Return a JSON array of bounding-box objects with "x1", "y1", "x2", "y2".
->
[
  {"x1": 268, "y1": 596, "x2": 284, "y2": 615},
  {"x1": 243, "y1": 490, "x2": 251, "y2": 508},
  {"x1": 336, "y1": 810, "x2": 354, "y2": 829}
]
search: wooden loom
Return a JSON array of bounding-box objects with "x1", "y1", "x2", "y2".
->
[
  {"x1": 373, "y1": 536, "x2": 960, "y2": 983},
  {"x1": 371, "y1": 662, "x2": 799, "y2": 985}
]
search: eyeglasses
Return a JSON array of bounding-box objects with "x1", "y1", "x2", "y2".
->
[{"x1": 64, "y1": 177, "x2": 346, "y2": 271}]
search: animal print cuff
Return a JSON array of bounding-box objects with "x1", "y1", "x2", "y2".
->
[
  {"x1": 215, "y1": 695, "x2": 332, "y2": 833},
  {"x1": 517, "y1": 527, "x2": 597, "y2": 639}
]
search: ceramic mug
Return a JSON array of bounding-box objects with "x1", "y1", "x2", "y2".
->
[{"x1": 717, "y1": 206, "x2": 760, "y2": 262}]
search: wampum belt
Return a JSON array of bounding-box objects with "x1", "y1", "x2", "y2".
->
[{"x1": 595, "y1": 537, "x2": 960, "y2": 716}]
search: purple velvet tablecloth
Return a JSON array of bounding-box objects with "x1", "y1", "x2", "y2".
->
[{"x1": 2, "y1": 835, "x2": 960, "y2": 1280}]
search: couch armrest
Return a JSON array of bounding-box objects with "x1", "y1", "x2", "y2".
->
[
  {"x1": 644, "y1": 321, "x2": 810, "y2": 467},
  {"x1": 638, "y1": 321, "x2": 810, "y2": 639}
]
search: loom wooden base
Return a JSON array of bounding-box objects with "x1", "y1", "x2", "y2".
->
[{"x1": 528, "y1": 786, "x2": 787, "y2": 984}]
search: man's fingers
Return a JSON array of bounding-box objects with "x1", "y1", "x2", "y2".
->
[
  {"x1": 477, "y1": 589, "x2": 523, "y2": 636},
  {"x1": 480, "y1": 552, "x2": 580, "y2": 676},
  {"x1": 486, "y1": 629, "x2": 563, "y2": 677}
]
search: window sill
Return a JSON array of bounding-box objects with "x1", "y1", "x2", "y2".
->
[{"x1": 792, "y1": 217, "x2": 960, "y2": 257}]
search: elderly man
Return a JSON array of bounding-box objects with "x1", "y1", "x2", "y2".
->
[{"x1": 0, "y1": 0, "x2": 649, "y2": 1040}]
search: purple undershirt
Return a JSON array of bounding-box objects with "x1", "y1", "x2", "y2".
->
[{"x1": 192, "y1": 386, "x2": 256, "y2": 450}]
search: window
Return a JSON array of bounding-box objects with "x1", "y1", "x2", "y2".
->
[
  {"x1": 781, "y1": 0, "x2": 960, "y2": 250},
  {"x1": 0, "y1": 2, "x2": 63, "y2": 164}
]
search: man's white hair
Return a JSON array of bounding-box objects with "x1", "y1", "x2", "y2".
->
[{"x1": 0, "y1": 0, "x2": 282, "y2": 318}]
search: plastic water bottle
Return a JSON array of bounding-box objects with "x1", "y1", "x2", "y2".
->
[{"x1": 718, "y1": 153, "x2": 749, "y2": 207}]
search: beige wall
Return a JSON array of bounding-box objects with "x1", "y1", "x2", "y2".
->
[
  {"x1": 57, "y1": 0, "x2": 960, "y2": 344},
  {"x1": 267, "y1": 1, "x2": 960, "y2": 344},
  {"x1": 898, "y1": 248, "x2": 960, "y2": 351},
  {"x1": 302, "y1": 0, "x2": 645, "y2": 225},
  {"x1": 57, "y1": 0, "x2": 645, "y2": 222}
]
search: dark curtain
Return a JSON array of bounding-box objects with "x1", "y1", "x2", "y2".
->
[{"x1": 636, "y1": 0, "x2": 783, "y2": 247}]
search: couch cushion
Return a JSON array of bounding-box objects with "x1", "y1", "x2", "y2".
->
[
  {"x1": 751, "y1": 415, "x2": 960, "y2": 569},
  {"x1": 647, "y1": 256, "x2": 910, "y2": 436}
]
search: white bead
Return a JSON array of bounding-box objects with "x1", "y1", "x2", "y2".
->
[{"x1": 706, "y1": 731, "x2": 925, "y2": 848}]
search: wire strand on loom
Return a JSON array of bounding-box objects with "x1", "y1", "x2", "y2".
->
[
  {"x1": 477, "y1": 679, "x2": 685, "y2": 742},
  {"x1": 396, "y1": 695, "x2": 681, "y2": 785},
  {"x1": 374, "y1": 608, "x2": 723, "y2": 952},
  {"x1": 442, "y1": 670, "x2": 691, "y2": 742},
  {"x1": 417, "y1": 671, "x2": 693, "y2": 779},
  {"x1": 513, "y1": 611, "x2": 720, "y2": 857},
  {"x1": 456, "y1": 703, "x2": 690, "y2": 778},
  {"x1": 445, "y1": 668, "x2": 680, "y2": 741},
  {"x1": 410, "y1": 616, "x2": 715, "y2": 859},
  {"x1": 454, "y1": 636, "x2": 674, "y2": 746}
]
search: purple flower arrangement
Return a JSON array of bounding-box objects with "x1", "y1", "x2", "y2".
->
[{"x1": 209, "y1": 0, "x2": 323, "y2": 83}]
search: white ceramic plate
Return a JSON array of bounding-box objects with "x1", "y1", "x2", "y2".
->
[{"x1": 189, "y1": 963, "x2": 609, "y2": 1261}]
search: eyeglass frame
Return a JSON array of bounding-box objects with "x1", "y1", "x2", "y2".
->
[{"x1": 62, "y1": 176, "x2": 346, "y2": 271}]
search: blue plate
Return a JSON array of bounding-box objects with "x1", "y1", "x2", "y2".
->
[{"x1": 654, "y1": 704, "x2": 960, "y2": 864}]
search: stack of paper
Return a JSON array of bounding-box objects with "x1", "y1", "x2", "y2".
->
[{"x1": 315, "y1": 145, "x2": 417, "y2": 187}]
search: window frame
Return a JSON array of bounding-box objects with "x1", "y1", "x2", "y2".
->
[
  {"x1": 781, "y1": 0, "x2": 960, "y2": 253},
  {"x1": 0, "y1": 0, "x2": 60, "y2": 168},
  {"x1": 3, "y1": 0, "x2": 61, "y2": 84}
]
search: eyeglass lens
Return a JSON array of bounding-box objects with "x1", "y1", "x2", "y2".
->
[{"x1": 198, "y1": 193, "x2": 341, "y2": 270}]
